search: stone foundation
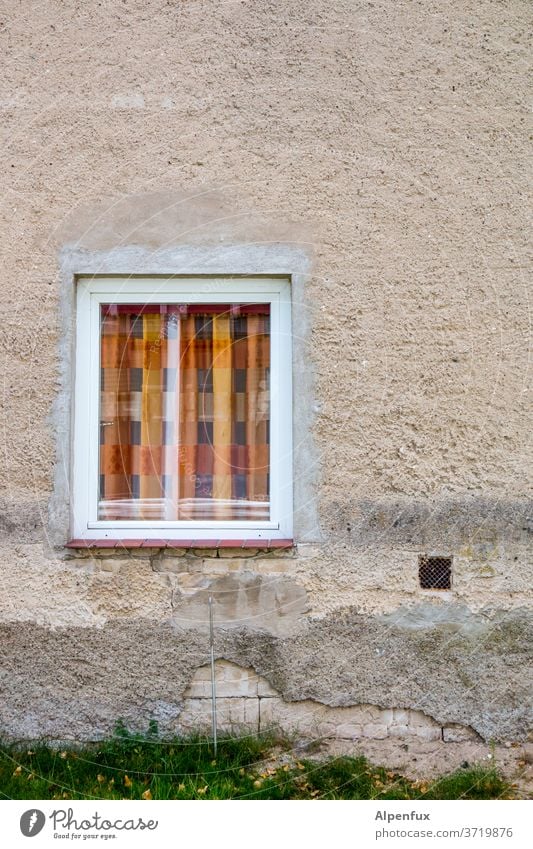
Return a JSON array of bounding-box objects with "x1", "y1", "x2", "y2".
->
[{"x1": 179, "y1": 661, "x2": 480, "y2": 743}]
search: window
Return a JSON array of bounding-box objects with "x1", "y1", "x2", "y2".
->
[{"x1": 71, "y1": 277, "x2": 292, "y2": 543}]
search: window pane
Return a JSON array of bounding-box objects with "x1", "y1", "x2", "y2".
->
[{"x1": 98, "y1": 304, "x2": 270, "y2": 521}]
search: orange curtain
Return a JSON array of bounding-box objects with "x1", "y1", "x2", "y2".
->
[
  {"x1": 100, "y1": 309, "x2": 167, "y2": 520},
  {"x1": 99, "y1": 306, "x2": 270, "y2": 522},
  {"x1": 178, "y1": 316, "x2": 199, "y2": 517},
  {"x1": 212, "y1": 315, "x2": 233, "y2": 518}
]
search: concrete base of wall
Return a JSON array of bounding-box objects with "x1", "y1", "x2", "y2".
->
[{"x1": 0, "y1": 601, "x2": 530, "y2": 744}]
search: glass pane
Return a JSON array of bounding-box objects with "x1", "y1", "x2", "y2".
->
[{"x1": 98, "y1": 304, "x2": 270, "y2": 521}]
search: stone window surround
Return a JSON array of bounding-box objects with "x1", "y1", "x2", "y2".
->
[{"x1": 48, "y1": 244, "x2": 320, "y2": 550}]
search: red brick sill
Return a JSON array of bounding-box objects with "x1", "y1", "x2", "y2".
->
[{"x1": 65, "y1": 538, "x2": 294, "y2": 551}]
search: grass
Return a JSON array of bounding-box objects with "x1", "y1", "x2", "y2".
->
[{"x1": 0, "y1": 723, "x2": 513, "y2": 801}]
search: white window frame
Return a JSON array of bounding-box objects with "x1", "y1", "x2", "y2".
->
[{"x1": 72, "y1": 276, "x2": 293, "y2": 542}]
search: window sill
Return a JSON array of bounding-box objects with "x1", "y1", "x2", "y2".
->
[{"x1": 65, "y1": 538, "x2": 294, "y2": 551}]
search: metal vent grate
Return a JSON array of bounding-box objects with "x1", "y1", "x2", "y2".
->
[{"x1": 419, "y1": 555, "x2": 452, "y2": 589}]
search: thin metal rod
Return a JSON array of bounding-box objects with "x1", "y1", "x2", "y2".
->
[{"x1": 208, "y1": 594, "x2": 217, "y2": 757}]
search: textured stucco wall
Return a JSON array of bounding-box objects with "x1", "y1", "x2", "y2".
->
[{"x1": 0, "y1": 0, "x2": 531, "y2": 743}]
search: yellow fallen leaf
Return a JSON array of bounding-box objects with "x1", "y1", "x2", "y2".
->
[
  {"x1": 253, "y1": 779, "x2": 262, "y2": 788},
  {"x1": 238, "y1": 768, "x2": 245, "y2": 776},
  {"x1": 197, "y1": 786, "x2": 208, "y2": 795},
  {"x1": 97, "y1": 774, "x2": 105, "y2": 783},
  {"x1": 60, "y1": 751, "x2": 67, "y2": 759},
  {"x1": 124, "y1": 775, "x2": 133, "y2": 788},
  {"x1": 142, "y1": 789, "x2": 152, "y2": 800},
  {"x1": 27, "y1": 773, "x2": 35, "y2": 781},
  {"x1": 178, "y1": 783, "x2": 185, "y2": 792},
  {"x1": 12, "y1": 766, "x2": 22, "y2": 776}
]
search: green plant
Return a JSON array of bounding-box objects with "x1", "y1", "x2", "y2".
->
[{"x1": 0, "y1": 728, "x2": 513, "y2": 801}]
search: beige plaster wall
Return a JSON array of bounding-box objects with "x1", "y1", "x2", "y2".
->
[{"x1": 0, "y1": 0, "x2": 530, "y2": 742}]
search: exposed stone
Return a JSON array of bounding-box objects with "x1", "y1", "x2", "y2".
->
[
  {"x1": 177, "y1": 661, "x2": 483, "y2": 746},
  {"x1": 264, "y1": 548, "x2": 295, "y2": 559},
  {"x1": 380, "y1": 709, "x2": 394, "y2": 726},
  {"x1": 389, "y1": 725, "x2": 411, "y2": 738},
  {"x1": 218, "y1": 548, "x2": 259, "y2": 558},
  {"x1": 363, "y1": 724, "x2": 389, "y2": 739},
  {"x1": 180, "y1": 696, "x2": 260, "y2": 733},
  {"x1": 252, "y1": 559, "x2": 294, "y2": 574},
  {"x1": 129, "y1": 549, "x2": 158, "y2": 559},
  {"x1": 98, "y1": 559, "x2": 123, "y2": 573},
  {"x1": 443, "y1": 724, "x2": 482, "y2": 743},
  {"x1": 152, "y1": 556, "x2": 188, "y2": 574},
  {"x1": 415, "y1": 727, "x2": 443, "y2": 742},
  {"x1": 316, "y1": 722, "x2": 338, "y2": 737},
  {"x1": 392, "y1": 709, "x2": 410, "y2": 726},
  {"x1": 523, "y1": 745, "x2": 533, "y2": 765},
  {"x1": 409, "y1": 710, "x2": 441, "y2": 730},
  {"x1": 175, "y1": 574, "x2": 211, "y2": 594},
  {"x1": 336, "y1": 722, "x2": 363, "y2": 739},
  {"x1": 257, "y1": 676, "x2": 278, "y2": 697}
]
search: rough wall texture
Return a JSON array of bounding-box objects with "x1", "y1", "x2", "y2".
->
[{"x1": 0, "y1": 0, "x2": 531, "y2": 743}]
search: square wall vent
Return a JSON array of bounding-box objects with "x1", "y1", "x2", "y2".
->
[{"x1": 419, "y1": 555, "x2": 452, "y2": 590}]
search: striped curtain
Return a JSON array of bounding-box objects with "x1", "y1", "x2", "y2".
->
[{"x1": 99, "y1": 305, "x2": 270, "y2": 522}]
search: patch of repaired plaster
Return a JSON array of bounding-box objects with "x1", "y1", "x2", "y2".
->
[{"x1": 170, "y1": 572, "x2": 310, "y2": 636}]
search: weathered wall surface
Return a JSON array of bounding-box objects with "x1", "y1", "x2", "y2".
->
[{"x1": 0, "y1": 0, "x2": 531, "y2": 743}]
